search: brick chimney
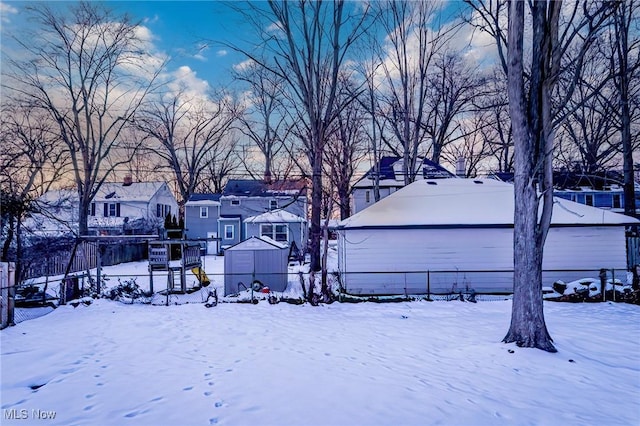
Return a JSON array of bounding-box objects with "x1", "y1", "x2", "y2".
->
[{"x1": 123, "y1": 175, "x2": 133, "y2": 186}]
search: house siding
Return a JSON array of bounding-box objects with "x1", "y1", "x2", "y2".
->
[
  {"x1": 185, "y1": 204, "x2": 220, "y2": 241},
  {"x1": 338, "y1": 226, "x2": 627, "y2": 295},
  {"x1": 220, "y1": 196, "x2": 306, "y2": 219},
  {"x1": 244, "y1": 221, "x2": 305, "y2": 252}
]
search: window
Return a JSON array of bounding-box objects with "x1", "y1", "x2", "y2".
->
[
  {"x1": 585, "y1": 194, "x2": 594, "y2": 206},
  {"x1": 261, "y1": 224, "x2": 288, "y2": 242},
  {"x1": 104, "y1": 202, "x2": 120, "y2": 217},
  {"x1": 224, "y1": 225, "x2": 234, "y2": 240},
  {"x1": 200, "y1": 206, "x2": 209, "y2": 218},
  {"x1": 157, "y1": 204, "x2": 172, "y2": 218},
  {"x1": 231, "y1": 199, "x2": 240, "y2": 206},
  {"x1": 365, "y1": 190, "x2": 370, "y2": 203},
  {"x1": 90, "y1": 203, "x2": 96, "y2": 216},
  {"x1": 269, "y1": 199, "x2": 278, "y2": 210},
  {"x1": 612, "y1": 194, "x2": 621, "y2": 209}
]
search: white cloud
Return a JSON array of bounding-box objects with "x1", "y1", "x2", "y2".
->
[
  {"x1": 1, "y1": 1, "x2": 18, "y2": 23},
  {"x1": 233, "y1": 58, "x2": 254, "y2": 72},
  {"x1": 216, "y1": 49, "x2": 228, "y2": 57},
  {"x1": 143, "y1": 14, "x2": 159, "y2": 25},
  {"x1": 167, "y1": 65, "x2": 210, "y2": 100}
]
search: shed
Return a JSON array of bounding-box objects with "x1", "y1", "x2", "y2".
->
[
  {"x1": 337, "y1": 178, "x2": 639, "y2": 295},
  {"x1": 224, "y1": 236, "x2": 289, "y2": 296}
]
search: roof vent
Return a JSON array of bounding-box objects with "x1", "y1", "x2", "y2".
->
[
  {"x1": 426, "y1": 181, "x2": 438, "y2": 186},
  {"x1": 473, "y1": 180, "x2": 484, "y2": 184}
]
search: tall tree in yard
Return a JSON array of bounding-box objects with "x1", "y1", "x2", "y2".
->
[
  {"x1": 469, "y1": 0, "x2": 614, "y2": 351},
  {"x1": 136, "y1": 90, "x2": 240, "y2": 207},
  {"x1": 2, "y1": 1, "x2": 163, "y2": 236},
  {"x1": 611, "y1": 0, "x2": 640, "y2": 217},
  {"x1": 0, "y1": 102, "x2": 69, "y2": 280},
  {"x1": 227, "y1": 1, "x2": 371, "y2": 294}
]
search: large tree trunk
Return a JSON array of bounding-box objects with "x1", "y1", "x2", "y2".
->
[
  {"x1": 309, "y1": 149, "x2": 323, "y2": 275},
  {"x1": 503, "y1": 0, "x2": 556, "y2": 352}
]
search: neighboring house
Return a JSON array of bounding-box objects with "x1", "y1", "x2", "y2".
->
[
  {"x1": 337, "y1": 178, "x2": 638, "y2": 296},
  {"x1": 244, "y1": 209, "x2": 307, "y2": 254},
  {"x1": 491, "y1": 171, "x2": 640, "y2": 217},
  {"x1": 352, "y1": 156, "x2": 455, "y2": 214},
  {"x1": 184, "y1": 194, "x2": 221, "y2": 254},
  {"x1": 29, "y1": 179, "x2": 178, "y2": 236},
  {"x1": 218, "y1": 179, "x2": 308, "y2": 251}
]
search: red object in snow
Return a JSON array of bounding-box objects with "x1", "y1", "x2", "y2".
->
[{"x1": 261, "y1": 286, "x2": 270, "y2": 293}]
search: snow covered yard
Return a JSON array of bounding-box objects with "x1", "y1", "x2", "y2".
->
[{"x1": 2, "y1": 298, "x2": 639, "y2": 426}]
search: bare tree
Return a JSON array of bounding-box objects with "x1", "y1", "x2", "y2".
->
[
  {"x1": 469, "y1": 0, "x2": 614, "y2": 351},
  {"x1": 324, "y1": 76, "x2": 369, "y2": 220},
  {"x1": 0, "y1": 102, "x2": 69, "y2": 280},
  {"x1": 555, "y1": 74, "x2": 620, "y2": 173},
  {"x1": 357, "y1": 57, "x2": 387, "y2": 204},
  {"x1": 226, "y1": 0, "x2": 371, "y2": 293},
  {"x1": 136, "y1": 90, "x2": 240, "y2": 207},
  {"x1": 611, "y1": 0, "x2": 640, "y2": 216},
  {"x1": 479, "y1": 67, "x2": 514, "y2": 173},
  {"x1": 199, "y1": 132, "x2": 243, "y2": 194},
  {"x1": 440, "y1": 111, "x2": 491, "y2": 178},
  {"x1": 373, "y1": 0, "x2": 448, "y2": 184},
  {"x1": 2, "y1": 1, "x2": 163, "y2": 235},
  {"x1": 235, "y1": 62, "x2": 291, "y2": 183},
  {"x1": 423, "y1": 50, "x2": 482, "y2": 164}
]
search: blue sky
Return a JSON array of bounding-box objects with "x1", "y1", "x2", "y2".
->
[
  {"x1": 1, "y1": 1, "x2": 475, "y2": 94},
  {"x1": 1, "y1": 1, "x2": 259, "y2": 89}
]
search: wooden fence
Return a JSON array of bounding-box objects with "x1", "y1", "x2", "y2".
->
[{"x1": 21, "y1": 241, "x2": 147, "y2": 282}]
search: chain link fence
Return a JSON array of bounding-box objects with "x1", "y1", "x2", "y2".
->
[{"x1": 5, "y1": 266, "x2": 630, "y2": 326}]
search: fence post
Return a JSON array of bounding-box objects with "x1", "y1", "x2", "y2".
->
[
  {"x1": 0, "y1": 262, "x2": 16, "y2": 329},
  {"x1": 96, "y1": 242, "x2": 102, "y2": 295},
  {"x1": 427, "y1": 270, "x2": 431, "y2": 300},
  {"x1": 612, "y1": 268, "x2": 616, "y2": 302}
]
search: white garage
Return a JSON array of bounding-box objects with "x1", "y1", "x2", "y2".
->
[{"x1": 337, "y1": 179, "x2": 638, "y2": 295}]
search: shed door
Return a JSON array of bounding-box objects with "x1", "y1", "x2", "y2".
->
[{"x1": 207, "y1": 232, "x2": 218, "y2": 255}]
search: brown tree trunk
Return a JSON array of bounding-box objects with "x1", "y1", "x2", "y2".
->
[{"x1": 503, "y1": 0, "x2": 556, "y2": 352}]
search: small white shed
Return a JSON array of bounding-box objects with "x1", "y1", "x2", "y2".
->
[
  {"x1": 224, "y1": 236, "x2": 289, "y2": 296},
  {"x1": 337, "y1": 179, "x2": 639, "y2": 295}
]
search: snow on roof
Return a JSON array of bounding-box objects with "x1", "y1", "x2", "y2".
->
[
  {"x1": 93, "y1": 182, "x2": 169, "y2": 202},
  {"x1": 226, "y1": 235, "x2": 288, "y2": 250},
  {"x1": 187, "y1": 194, "x2": 222, "y2": 203},
  {"x1": 340, "y1": 178, "x2": 640, "y2": 229},
  {"x1": 185, "y1": 196, "x2": 221, "y2": 207},
  {"x1": 244, "y1": 209, "x2": 306, "y2": 224}
]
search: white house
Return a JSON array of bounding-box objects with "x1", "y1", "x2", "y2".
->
[
  {"x1": 29, "y1": 180, "x2": 178, "y2": 236},
  {"x1": 337, "y1": 178, "x2": 639, "y2": 296}
]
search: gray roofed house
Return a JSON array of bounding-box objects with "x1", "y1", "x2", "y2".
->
[{"x1": 219, "y1": 179, "x2": 308, "y2": 251}]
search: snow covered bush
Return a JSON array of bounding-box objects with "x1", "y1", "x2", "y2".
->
[{"x1": 106, "y1": 278, "x2": 152, "y2": 304}]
